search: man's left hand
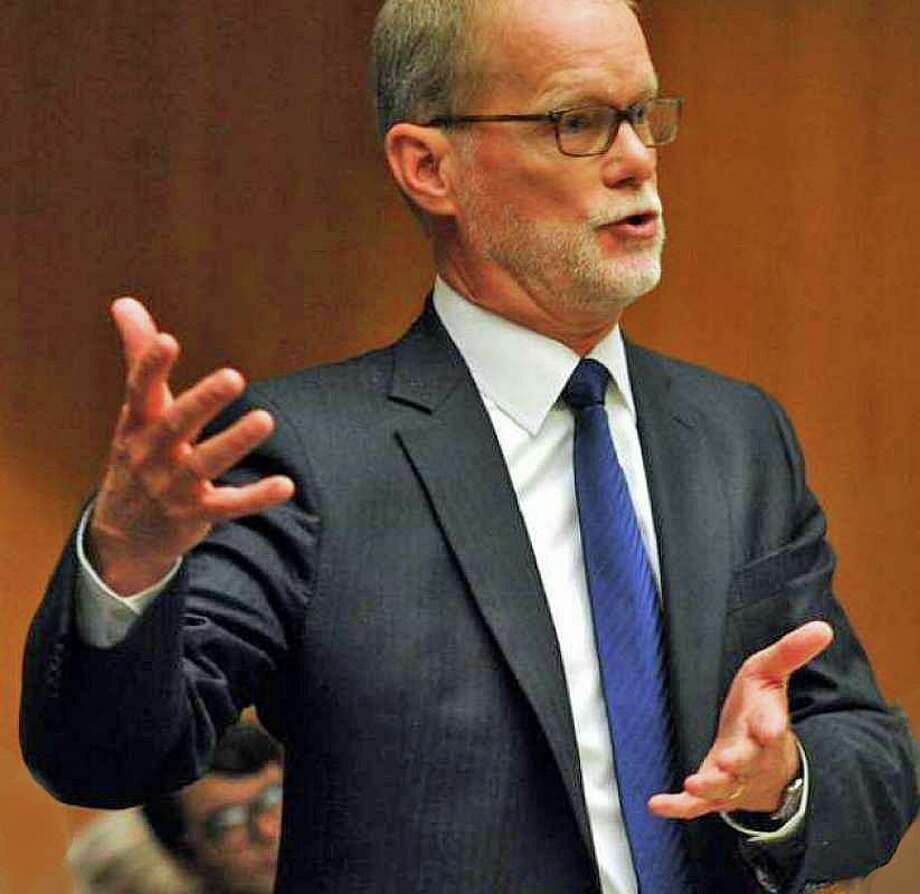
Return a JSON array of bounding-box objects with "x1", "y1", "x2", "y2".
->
[{"x1": 649, "y1": 620, "x2": 834, "y2": 820}]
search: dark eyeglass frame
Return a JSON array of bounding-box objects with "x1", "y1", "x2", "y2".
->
[
  {"x1": 423, "y1": 96, "x2": 683, "y2": 157},
  {"x1": 198, "y1": 781, "x2": 284, "y2": 846}
]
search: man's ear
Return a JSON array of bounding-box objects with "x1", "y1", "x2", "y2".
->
[{"x1": 384, "y1": 123, "x2": 460, "y2": 219}]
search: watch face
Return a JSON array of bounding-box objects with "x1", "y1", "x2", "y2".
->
[{"x1": 771, "y1": 776, "x2": 804, "y2": 824}]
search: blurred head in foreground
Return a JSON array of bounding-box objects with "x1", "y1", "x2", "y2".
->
[{"x1": 142, "y1": 723, "x2": 283, "y2": 894}]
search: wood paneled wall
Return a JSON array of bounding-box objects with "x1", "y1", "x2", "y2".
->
[{"x1": 3, "y1": 1, "x2": 917, "y2": 889}]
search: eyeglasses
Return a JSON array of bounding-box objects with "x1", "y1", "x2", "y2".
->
[
  {"x1": 424, "y1": 96, "x2": 683, "y2": 158},
  {"x1": 198, "y1": 781, "x2": 283, "y2": 846}
]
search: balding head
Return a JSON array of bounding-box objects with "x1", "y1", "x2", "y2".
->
[{"x1": 371, "y1": 0, "x2": 639, "y2": 138}]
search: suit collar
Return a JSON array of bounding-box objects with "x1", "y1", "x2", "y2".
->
[
  {"x1": 388, "y1": 297, "x2": 467, "y2": 413},
  {"x1": 430, "y1": 277, "x2": 637, "y2": 435}
]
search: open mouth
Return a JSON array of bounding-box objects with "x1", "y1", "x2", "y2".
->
[
  {"x1": 622, "y1": 211, "x2": 656, "y2": 226},
  {"x1": 603, "y1": 210, "x2": 659, "y2": 239}
]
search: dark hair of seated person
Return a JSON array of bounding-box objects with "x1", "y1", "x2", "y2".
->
[{"x1": 142, "y1": 722, "x2": 282, "y2": 860}]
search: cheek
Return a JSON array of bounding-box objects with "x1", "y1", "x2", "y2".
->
[
  {"x1": 474, "y1": 143, "x2": 597, "y2": 217},
  {"x1": 499, "y1": 176, "x2": 599, "y2": 224},
  {"x1": 526, "y1": 166, "x2": 609, "y2": 221}
]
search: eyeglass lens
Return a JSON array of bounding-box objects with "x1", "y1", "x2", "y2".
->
[
  {"x1": 557, "y1": 99, "x2": 680, "y2": 157},
  {"x1": 202, "y1": 782, "x2": 283, "y2": 844}
]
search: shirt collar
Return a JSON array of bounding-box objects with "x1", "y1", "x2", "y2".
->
[{"x1": 432, "y1": 276, "x2": 637, "y2": 436}]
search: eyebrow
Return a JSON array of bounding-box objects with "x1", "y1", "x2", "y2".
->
[{"x1": 538, "y1": 77, "x2": 660, "y2": 112}]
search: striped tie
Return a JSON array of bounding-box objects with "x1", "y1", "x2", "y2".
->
[{"x1": 563, "y1": 358, "x2": 691, "y2": 894}]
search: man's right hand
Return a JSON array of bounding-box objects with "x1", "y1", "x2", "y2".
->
[{"x1": 88, "y1": 297, "x2": 295, "y2": 596}]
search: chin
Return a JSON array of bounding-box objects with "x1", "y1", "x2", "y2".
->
[{"x1": 577, "y1": 257, "x2": 662, "y2": 313}]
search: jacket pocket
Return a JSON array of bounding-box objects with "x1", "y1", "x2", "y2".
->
[{"x1": 724, "y1": 536, "x2": 835, "y2": 677}]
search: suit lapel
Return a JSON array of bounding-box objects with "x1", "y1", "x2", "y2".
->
[
  {"x1": 390, "y1": 304, "x2": 593, "y2": 853},
  {"x1": 626, "y1": 343, "x2": 733, "y2": 776},
  {"x1": 386, "y1": 310, "x2": 735, "y2": 851}
]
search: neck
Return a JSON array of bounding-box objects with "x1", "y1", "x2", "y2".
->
[{"x1": 435, "y1": 246, "x2": 620, "y2": 357}]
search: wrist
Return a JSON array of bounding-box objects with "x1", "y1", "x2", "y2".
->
[
  {"x1": 769, "y1": 772, "x2": 804, "y2": 825},
  {"x1": 730, "y1": 764, "x2": 805, "y2": 831},
  {"x1": 774, "y1": 731, "x2": 803, "y2": 811},
  {"x1": 87, "y1": 520, "x2": 177, "y2": 597},
  {"x1": 721, "y1": 740, "x2": 809, "y2": 842}
]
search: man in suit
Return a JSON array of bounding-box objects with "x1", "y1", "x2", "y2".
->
[{"x1": 20, "y1": 0, "x2": 917, "y2": 892}]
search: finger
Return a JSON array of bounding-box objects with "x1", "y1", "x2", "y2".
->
[
  {"x1": 685, "y1": 741, "x2": 753, "y2": 794},
  {"x1": 712, "y1": 736, "x2": 763, "y2": 777},
  {"x1": 111, "y1": 297, "x2": 160, "y2": 369},
  {"x1": 124, "y1": 332, "x2": 180, "y2": 425},
  {"x1": 202, "y1": 476, "x2": 296, "y2": 520},
  {"x1": 708, "y1": 688, "x2": 787, "y2": 762},
  {"x1": 181, "y1": 407, "x2": 274, "y2": 481},
  {"x1": 748, "y1": 698, "x2": 791, "y2": 747},
  {"x1": 684, "y1": 767, "x2": 745, "y2": 802},
  {"x1": 685, "y1": 721, "x2": 768, "y2": 800},
  {"x1": 744, "y1": 620, "x2": 833, "y2": 683},
  {"x1": 148, "y1": 369, "x2": 247, "y2": 455},
  {"x1": 649, "y1": 791, "x2": 736, "y2": 821}
]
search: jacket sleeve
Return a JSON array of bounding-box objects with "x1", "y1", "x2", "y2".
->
[
  {"x1": 732, "y1": 389, "x2": 919, "y2": 891},
  {"x1": 19, "y1": 388, "x2": 320, "y2": 807}
]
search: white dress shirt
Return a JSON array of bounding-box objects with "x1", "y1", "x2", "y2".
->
[
  {"x1": 433, "y1": 278, "x2": 655, "y2": 893},
  {"x1": 75, "y1": 276, "x2": 806, "y2": 893}
]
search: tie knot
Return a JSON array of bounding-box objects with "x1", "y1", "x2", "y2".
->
[{"x1": 562, "y1": 358, "x2": 610, "y2": 409}]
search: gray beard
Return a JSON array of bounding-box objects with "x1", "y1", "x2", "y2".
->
[
  {"x1": 460, "y1": 180, "x2": 665, "y2": 318},
  {"x1": 469, "y1": 202, "x2": 664, "y2": 315}
]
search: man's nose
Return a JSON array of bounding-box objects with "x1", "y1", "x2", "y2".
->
[{"x1": 601, "y1": 121, "x2": 658, "y2": 188}]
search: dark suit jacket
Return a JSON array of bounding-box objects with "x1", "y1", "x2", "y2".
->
[{"x1": 21, "y1": 302, "x2": 918, "y2": 892}]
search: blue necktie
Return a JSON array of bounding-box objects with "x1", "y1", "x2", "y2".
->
[{"x1": 563, "y1": 358, "x2": 691, "y2": 894}]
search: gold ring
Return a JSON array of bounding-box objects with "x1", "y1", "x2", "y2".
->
[{"x1": 727, "y1": 782, "x2": 746, "y2": 802}]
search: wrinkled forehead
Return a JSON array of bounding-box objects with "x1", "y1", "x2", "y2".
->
[{"x1": 471, "y1": 0, "x2": 655, "y2": 109}]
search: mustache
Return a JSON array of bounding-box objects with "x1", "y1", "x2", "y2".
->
[{"x1": 587, "y1": 193, "x2": 663, "y2": 228}]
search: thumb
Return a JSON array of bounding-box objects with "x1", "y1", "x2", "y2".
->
[{"x1": 746, "y1": 620, "x2": 834, "y2": 683}]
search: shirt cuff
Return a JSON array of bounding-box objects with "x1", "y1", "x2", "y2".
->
[
  {"x1": 720, "y1": 739, "x2": 810, "y2": 844},
  {"x1": 74, "y1": 505, "x2": 181, "y2": 647}
]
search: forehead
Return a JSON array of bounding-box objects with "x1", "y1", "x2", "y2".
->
[{"x1": 476, "y1": 0, "x2": 656, "y2": 108}]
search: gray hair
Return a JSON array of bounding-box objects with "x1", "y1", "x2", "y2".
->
[
  {"x1": 371, "y1": 0, "x2": 640, "y2": 139},
  {"x1": 371, "y1": 0, "x2": 486, "y2": 139}
]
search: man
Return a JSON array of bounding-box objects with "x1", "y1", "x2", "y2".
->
[
  {"x1": 20, "y1": 1, "x2": 917, "y2": 892},
  {"x1": 141, "y1": 722, "x2": 283, "y2": 894}
]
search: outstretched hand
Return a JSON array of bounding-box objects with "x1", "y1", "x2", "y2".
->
[
  {"x1": 89, "y1": 297, "x2": 295, "y2": 595},
  {"x1": 649, "y1": 620, "x2": 834, "y2": 820}
]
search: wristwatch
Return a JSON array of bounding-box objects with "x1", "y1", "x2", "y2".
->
[{"x1": 768, "y1": 772, "x2": 805, "y2": 826}]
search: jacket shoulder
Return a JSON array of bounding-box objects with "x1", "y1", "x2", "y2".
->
[
  {"x1": 625, "y1": 339, "x2": 805, "y2": 489},
  {"x1": 251, "y1": 344, "x2": 395, "y2": 413},
  {"x1": 627, "y1": 340, "x2": 762, "y2": 399},
  {"x1": 625, "y1": 340, "x2": 789, "y2": 425}
]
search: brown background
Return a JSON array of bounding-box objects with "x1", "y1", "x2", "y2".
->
[{"x1": 2, "y1": 0, "x2": 917, "y2": 890}]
